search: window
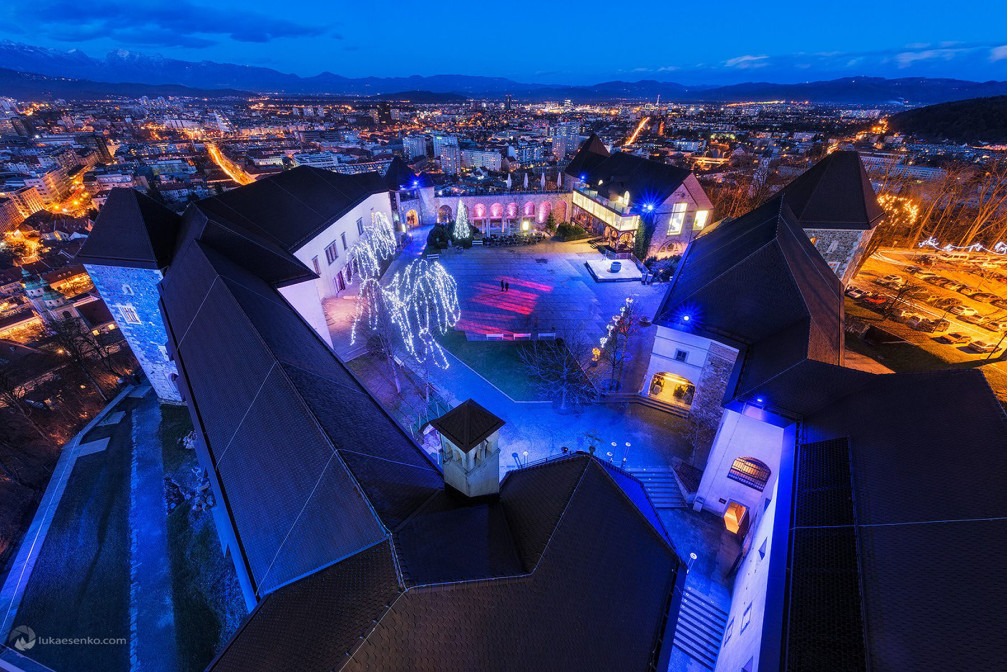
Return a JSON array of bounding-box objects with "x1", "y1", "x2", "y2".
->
[
  {"x1": 356, "y1": 217, "x2": 364, "y2": 235},
  {"x1": 727, "y1": 456, "x2": 771, "y2": 491},
  {"x1": 312, "y1": 256, "x2": 320, "y2": 274},
  {"x1": 809, "y1": 236, "x2": 818, "y2": 246},
  {"x1": 674, "y1": 349, "x2": 688, "y2": 363},
  {"x1": 723, "y1": 618, "x2": 734, "y2": 645},
  {"x1": 693, "y1": 209, "x2": 709, "y2": 230},
  {"x1": 667, "y1": 202, "x2": 687, "y2": 235},
  {"x1": 758, "y1": 537, "x2": 768, "y2": 560},
  {"x1": 121, "y1": 284, "x2": 134, "y2": 295},
  {"x1": 325, "y1": 241, "x2": 339, "y2": 264},
  {"x1": 740, "y1": 603, "x2": 752, "y2": 632},
  {"x1": 118, "y1": 304, "x2": 141, "y2": 325},
  {"x1": 341, "y1": 232, "x2": 348, "y2": 250}
]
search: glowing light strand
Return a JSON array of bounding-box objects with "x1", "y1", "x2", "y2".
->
[
  {"x1": 452, "y1": 199, "x2": 471, "y2": 241},
  {"x1": 385, "y1": 258, "x2": 461, "y2": 368},
  {"x1": 350, "y1": 212, "x2": 399, "y2": 345},
  {"x1": 919, "y1": 237, "x2": 1007, "y2": 256}
]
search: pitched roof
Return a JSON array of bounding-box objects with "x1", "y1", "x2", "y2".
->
[
  {"x1": 772, "y1": 150, "x2": 885, "y2": 231},
  {"x1": 780, "y1": 368, "x2": 1007, "y2": 670},
  {"x1": 568, "y1": 141, "x2": 693, "y2": 208},
  {"x1": 429, "y1": 398, "x2": 504, "y2": 451},
  {"x1": 75, "y1": 188, "x2": 181, "y2": 269},
  {"x1": 384, "y1": 155, "x2": 428, "y2": 190},
  {"x1": 194, "y1": 166, "x2": 389, "y2": 252},
  {"x1": 564, "y1": 133, "x2": 610, "y2": 178},
  {"x1": 656, "y1": 198, "x2": 845, "y2": 414},
  {"x1": 210, "y1": 456, "x2": 684, "y2": 672}
]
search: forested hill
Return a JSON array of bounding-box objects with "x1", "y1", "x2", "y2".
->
[{"x1": 889, "y1": 96, "x2": 1007, "y2": 144}]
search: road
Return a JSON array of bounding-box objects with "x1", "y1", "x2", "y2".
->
[{"x1": 206, "y1": 143, "x2": 254, "y2": 185}]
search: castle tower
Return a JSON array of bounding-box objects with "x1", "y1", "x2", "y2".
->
[{"x1": 429, "y1": 399, "x2": 505, "y2": 498}]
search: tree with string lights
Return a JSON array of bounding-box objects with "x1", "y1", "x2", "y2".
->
[
  {"x1": 452, "y1": 199, "x2": 471, "y2": 243},
  {"x1": 352, "y1": 212, "x2": 403, "y2": 391}
]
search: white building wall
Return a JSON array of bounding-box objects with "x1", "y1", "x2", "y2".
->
[
  {"x1": 714, "y1": 480, "x2": 779, "y2": 672},
  {"x1": 278, "y1": 279, "x2": 333, "y2": 348},
  {"x1": 289, "y1": 192, "x2": 394, "y2": 301},
  {"x1": 641, "y1": 326, "x2": 722, "y2": 394},
  {"x1": 695, "y1": 408, "x2": 784, "y2": 516}
]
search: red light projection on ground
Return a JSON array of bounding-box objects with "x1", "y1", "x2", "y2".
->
[{"x1": 457, "y1": 277, "x2": 554, "y2": 334}]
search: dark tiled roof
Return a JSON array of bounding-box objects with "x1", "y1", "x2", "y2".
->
[
  {"x1": 772, "y1": 151, "x2": 885, "y2": 231},
  {"x1": 194, "y1": 166, "x2": 389, "y2": 252},
  {"x1": 564, "y1": 133, "x2": 610, "y2": 178},
  {"x1": 429, "y1": 398, "x2": 504, "y2": 451},
  {"x1": 210, "y1": 456, "x2": 683, "y2": 672},
  {"x1": 656, "y1": 199, "x2": 845, "y2": 412},
  {"x1": 75, "y1": 299, "x2": 113, "y2": 329},
  {"x1": 75, "y1": 188, "x2": 180, "y2": 269},
  {"x1": 577, "y1": 151, "x2": 692, "y2": 207},
  {"x1": 779, "y1": 368, "x2": 1007, "y2": 670},
  {"x1": 384, "y1": 156, "x2": 429, "y2": 190}
]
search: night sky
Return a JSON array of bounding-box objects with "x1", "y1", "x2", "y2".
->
[{"x1": 1, "y1": 0, "x2": 1006, "y2": 84}]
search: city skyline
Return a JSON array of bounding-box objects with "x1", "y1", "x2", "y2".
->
[{"x1": 1, "y1": 1, "x2": 1006, "y2": 84}]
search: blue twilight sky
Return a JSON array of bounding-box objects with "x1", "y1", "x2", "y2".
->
[{"x1": 1, "y1": 0, "x2": 1006, "y2": 84}]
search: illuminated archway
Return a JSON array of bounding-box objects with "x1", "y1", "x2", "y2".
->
[
  {"x1": 524, "y1": 202, "x2": 536, "y2": 218},
  {"x1": 538, "y1": 201, "x2": 551, "y2": 224},
  {"x1": 473, "y1": 203, "x2": 487, "y2": 220},
  {"x1": 554, "y1": 200, "x2": 567, "y2": 222},
  {"x1": 648, "y1": 372, "x2": 695, "y2": 409},
  {"x1": 438, "y1": 205, "x2": 452, "y2": 223},
  {"x1": 506, "y1": 203, "x2": 518, "y2": 219},
  {"x1": 490, "y1": 203, "x2": 504, "y2": 219},
  {"x1": 405, "y1": 209, "x2": 419, "y2": 228}
]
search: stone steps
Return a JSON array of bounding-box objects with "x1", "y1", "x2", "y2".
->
[
  {"x1": 673, "y1": 588, "x2": 729, "y2": 670},
  {"x1": 624, "y1": 468, "x2": 686, "y2": 509}
]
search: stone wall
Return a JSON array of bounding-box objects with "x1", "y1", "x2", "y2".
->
[
  {"x1": 804, "y1": 228, "x2": 873, "y2": 285},
  {"x1": 84, "y1": 264, "x2": 181, "y2": 403},
  {"x1": 688, "y1": 341, "x2": 738, "y2": 468}
]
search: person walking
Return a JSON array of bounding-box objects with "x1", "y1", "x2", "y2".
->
[
  {"x1": 500, "y1": 278, "x2": 505, "y2": 291},
  {"x1": 504, "y1": 281, "x2": 510, "y2": 292}
]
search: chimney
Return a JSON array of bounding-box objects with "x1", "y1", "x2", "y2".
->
[{"x1": 429, "y1": 399, "x2": 505, "y2": 498}]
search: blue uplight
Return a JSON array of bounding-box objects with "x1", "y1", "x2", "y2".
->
[
  {"x1": 682, "y1": 314, "x2": 691, "y2": 322},
  {"x1": 580, "y1": 174, "x2": 586, "y2": 181},
  {"x1": 756, "y1": 397, "x2": 764, "y2": 403},
  {"x1": 644, "y1": 203, "x2": 654, "y2": 212},
  {"x1": 412, "y1": 180, "x2": 419, "y2": 187}
]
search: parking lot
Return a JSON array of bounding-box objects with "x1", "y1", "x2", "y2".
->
[{"x1": 847, "y1": 248, "x2": 1007, "y2": 403}]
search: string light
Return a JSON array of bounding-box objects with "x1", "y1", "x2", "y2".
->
[
  {"x1": 452, "y1": 199, "x2": 471, "y2": 241},
  {"x1": 385, "y1": 258, "x2": 461, "y2": 367},
  {"x1": 919, "y1": 237, "x2": 1007, "y2": 256}
]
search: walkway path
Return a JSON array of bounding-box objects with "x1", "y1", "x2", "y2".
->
[{"x1": 128, "y1": 391, "x2": 178, "y2": 672}]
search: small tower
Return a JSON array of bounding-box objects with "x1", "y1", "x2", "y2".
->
[
  {"x1": 430, "y1": 399, "x2": 505, "y2": 499},
  {"x1": 21, "y1": 268, "x2": 78, "y2": 323}
]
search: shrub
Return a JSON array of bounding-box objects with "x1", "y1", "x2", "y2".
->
[
  {"x1": 556, "y1": 222, "x2": 589, "y2": 241},
  {"x1": 427, "y1": 224, "x2": 450, "y2": 249}
]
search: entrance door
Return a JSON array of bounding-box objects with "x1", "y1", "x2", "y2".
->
[{"x1": 723, "y1": 501, "x2": 749, "y2": 535}]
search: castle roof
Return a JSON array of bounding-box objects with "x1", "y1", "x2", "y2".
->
[
  {"x1": 771, "y1": 150, "x2": 885, "y2": 231},
  {"x1": 75, "y1": 188, "x2": 181, "y2": 269},
  {"x1": 429, "y1": 398, "x2": 504, "y2": 451}
]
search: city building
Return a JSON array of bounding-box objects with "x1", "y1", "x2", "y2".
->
[
  {"x1": 770, "y1": 150, "x2": 885, "y2": 285},
  {"x1": 461, "y1": 148, "x2": 502, "y2": 171},
  {"x1": 565, "y1": 134, "x2": 714, "y2": 258},
  {"x1": 80, "y1": 168, "x2": 690, "y2": 672},
  {"x1": 640, "y1": 166, "x2": 1007, "y2": 670}
]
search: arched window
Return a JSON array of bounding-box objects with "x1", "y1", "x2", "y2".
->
[{"x1": 727, "y1": 457, "x2": 771, "y2": 491}]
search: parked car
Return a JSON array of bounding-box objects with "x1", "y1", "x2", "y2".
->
[
  {"x1": 860, "y1": 293, "x2": 888, "y2": 306},
  {"x1": 914, "y1": 317, "x2": 951, "y2": 333},
  {"x1": 968, "y1": 339, "x2": 1000, "y2": 353},
  {"x1": 845, "y1": 287, "x2": 866, "y2": 300},
  {"x1": 972, "y1": 292, "x2": 999, "y2": 303},
  {"x1": 949, "y1": 305, "x2": 979, "y2": 316},
  {"x1": 914, "y1": 271, "x2": 936, "y2": 280},
  {"x1": 992, "y1": 298, "x2": 1007, "y2": 310},
  {"x1": 941, "y1": 332, "x2": 971, "y2": 344},
  {"x1": 927, "y1": 276, "x2": 952, "y2": 286},
  {"x1": 932, "y1": 296, "x2": 961, "y2": 309},
  {"x1": 943, "y1": 281, "x2": 965, "y2": 291},
  {"x1": 958, "y1": 286, "x2": 980, "y2": 297},
  {"x1": 889, "y1": 308, "x2": 919, "y2": 323},
  {"x1": 879, "y1": 274, "x2": 905, "y2": 286},
  {"x1": 961, "y1": 314, "x2": 987, "y2": 326},
  {"x1": 905, "y1": 265, "x2": 922, "y2": 274}
]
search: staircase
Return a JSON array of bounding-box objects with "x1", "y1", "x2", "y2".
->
[
  {"x1": 598, "y1": 392, "x2": 689, "y2": 418},
  {"x1": 672, "y1": 588, "x2": 729, "y2": 670},
  {"x1": 625, "y1": 468, "x2": 686, "y2": 509}
]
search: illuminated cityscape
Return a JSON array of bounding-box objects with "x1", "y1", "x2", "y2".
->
[{"x1": 0, "y1": 3, "x2": 1005, "y2": 671}]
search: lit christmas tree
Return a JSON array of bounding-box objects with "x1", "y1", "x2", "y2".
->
[{"x1": 452, "y1": 199, "x2": 471, "y2": 241}]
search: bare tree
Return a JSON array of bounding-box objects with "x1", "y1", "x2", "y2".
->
[
  {"x1": 47, "y1": 316, "x2": 108, "y2": 401},
  {"x1": 0, "y1": 363, "x2": 49, "y2": 442},
  {"x1": 959, "y1": 155, "x2": 1007, "y2": 247},
  {"x1": 599, "y1": 299, "x2": 642, "y2": 391},
  {"x1": 882, "y1": 281, "x2": 928, "y2": 320},
  {"x1": 519, "y1": 333, "x2": 598, "y2": 411}
]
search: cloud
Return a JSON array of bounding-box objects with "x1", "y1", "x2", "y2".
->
[
  {"x1": 991, "y1": 46, "x2": 1007, "y2": 62},
  {"x1": 2, "y1": 0, "x2": 327, "y2": 49},
  {"x1": 895, "y1": 47, "x2": 966, "y2": 67},
  {"x1": 724, "y1": 54, "x2": 768, "y2": 69}
]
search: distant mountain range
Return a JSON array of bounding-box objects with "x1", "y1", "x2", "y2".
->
[
  {"x1": 889, "y1": 96, "x2": 1007, "y2": 144},
  {"x1": 0, "y1": 66, "x2": 249, "y2": 100},
  {"x1": 3, "y1": 41, "x2": 1007, "y2": 105}
]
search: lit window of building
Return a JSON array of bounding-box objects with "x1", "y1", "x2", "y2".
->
[
  {"x1": 667, "y1": 202, "x2": 687, "y2": 235},
  {"x1": 694, "y1": 209, "x2": 709, "y2": 230},
  {"x1": 118, "y1": 304, "x2": 141, "y2": 325}
]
